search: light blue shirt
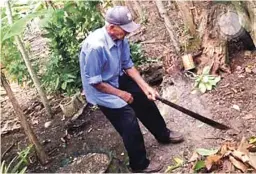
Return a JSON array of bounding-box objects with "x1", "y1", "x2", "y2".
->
[{"x1": 79, "y1": 27, "x2": 134, "y2": 108}]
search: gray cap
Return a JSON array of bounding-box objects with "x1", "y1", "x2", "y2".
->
[{"x1": 105, "y1": 6, "x2": 140, "y2": 33}]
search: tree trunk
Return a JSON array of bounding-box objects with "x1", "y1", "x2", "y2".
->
[
  {"x1": 244, "y1": 0, "x2": 256, "y2": 45},
  {"x1": 5, "y1": 0, "x2": 52, "y2": 118},
  {"x1": 155, "y1": 0, "x2": 180, "y2": 53},
  {"x1": 191, "y1": 3, "x2": 230, "y2": 74},
  {"x1": 134, "y1": 0, "x2": 145, "y2": 22},
  {"x1": 112, "y1": 0, "x2": 125, "y2": 6},
  {"x1": 195, "y1": 2, "x2": 256, "y2": 74},
  {"x1": 176, "y1": 1, "x2": 197, "y2": 36},
  {"x1": 1, "y1": 71, "x2": 49, "y2": 164}
]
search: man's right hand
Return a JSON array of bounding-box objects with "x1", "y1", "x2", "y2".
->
[{"x1": 118, "y1": 91, "x2": 134, "y2": 104}]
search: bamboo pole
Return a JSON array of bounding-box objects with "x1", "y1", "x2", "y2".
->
[{"x1": 5, "y1": 0, "x2": 52, "y2": 118}]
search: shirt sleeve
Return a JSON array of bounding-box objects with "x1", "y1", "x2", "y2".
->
[
  {"x1": 121, "y1": 39, "x2": 134, "y2": 70},
  {"x1": 84, "y1": 48, "x2": 104, "y2": 85}
]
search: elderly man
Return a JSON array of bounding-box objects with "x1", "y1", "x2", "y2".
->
[{"x1": 79, "y1": 6, "x2": 184, "y2": 172}]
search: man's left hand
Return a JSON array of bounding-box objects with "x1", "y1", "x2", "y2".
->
[{"x1": 144, "y1": 86, "x2": 159, "y2": 101}]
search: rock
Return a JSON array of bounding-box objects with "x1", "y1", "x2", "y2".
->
[
  {"x1": 44, "y1": 121, "x2": 53, "y2": 128},
  {"x1": 245, "y1": 67, "x2": 252, "y2": 73},
  {"x1": 242, "y1": 114, "x2": 254, "y2": 120},
  {"x1": 236, "y1": 66, "x2": 242, "y2": 71},
  {"x1": 252, "y1": 67, "x2": 256, "y2": 74},
  {"x1": 232, "y1": 104, "x2": 240, "y2": 111}
]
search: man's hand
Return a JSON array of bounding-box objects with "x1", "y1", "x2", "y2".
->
[
  {"x1": 125, "y1": 67, "x2": 160, "y2": 101},
  {"x1": 118, "y1": 91, "x2": 134, "y2": 104},
  {"x1": 93, "y1": 82, "x2": 133, "y2": 104},
  {"x1": 144, "y1": 86, "x2": 159, "y2": 101}
]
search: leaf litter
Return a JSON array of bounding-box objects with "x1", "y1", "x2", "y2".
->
[{"x1": 188, "y1": 136, "x2": 256, "y2": 173}]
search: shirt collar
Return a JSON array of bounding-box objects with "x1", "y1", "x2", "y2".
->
[
  {"x1": 103, "y1": 27, "x2": 116, "y2": 49},
  {"x1": 103, "y1": 27, "x2": 123, "y2": 49}
]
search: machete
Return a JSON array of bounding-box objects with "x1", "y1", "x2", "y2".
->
[{"x1": 156, "y1": 96, "x2": 230, "y2": 130}]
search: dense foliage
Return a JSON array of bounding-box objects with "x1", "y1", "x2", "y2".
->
[
  {"x1": 1, "y1": 0, "x2": 148, "y2": 96},
  {"x1": 41, "y1": 1, "x2": 104, "y2": 95},
  {"x1": 130, "y1": 43, "x2": 147, "y2": 66}
]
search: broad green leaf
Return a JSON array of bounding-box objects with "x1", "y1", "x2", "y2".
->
[
  {"x1": 208, "y1": 75, "x2": 216, "y2": 80},
  {"x1": 193, "y1": 160, "x2": 205, "y2": 172},
  {"x1": 196, "y1": 148, "x2": 218, "y2": 156},
  {"x1": 202, "y1": 76, "x2": 209, "y2": 83},
  {"x1": 214, "y1": 76, "x2": 221, "y2": 83},
  {"x1": 199, "y1": 83, "x2": 207, "y2": 93},
  {"x1": 1, "y1": 25, "x2": 10, "y2": 43},
  {"x1": 195, "y1": 77, "x2": 201, "y2": 82},
  {"x1": 194, "y1": 81, "x2": 200, "y2": 88},
  {"x1": 202, "y1": 66, "x2": 211, "y2": 75},
  {"x1": 205, "y1": 83, "x2": 212, "y2": 90},
  {"x1": 209, "y1": 79, "x2": 217, "y2": 86},
  {"x1": 3, "y1": 10, "x2": 47, "y2": 41}
]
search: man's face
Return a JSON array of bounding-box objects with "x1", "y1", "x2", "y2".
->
[{"x1": 109, "y1": 25, "x2": 129, "y2": 40}]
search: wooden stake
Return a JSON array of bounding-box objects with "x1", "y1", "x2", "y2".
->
[{"x1": 1, "y1": 71, "x2": 49, "y2": 165}]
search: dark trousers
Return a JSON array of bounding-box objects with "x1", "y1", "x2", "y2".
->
[{"x1": 98, "y1": 74, "x2": 170, "y2": 170}]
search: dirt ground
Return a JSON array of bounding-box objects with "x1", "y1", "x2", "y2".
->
[
  {"x1": 1, "y1": 50, "x2": 255, "y2": 173},
  {"x1": 1, "y1": 1, "x2": 256, "y2": 173}
]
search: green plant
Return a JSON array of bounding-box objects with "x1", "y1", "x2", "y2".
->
[
  {"x1": 190, "y1": 66, "x2": 221, "y2": 93},
  {"x1": 165, "y1": 157, "x2": 183, "y2": 173},
  {"x1": 130, "y1": 43, "x2": 147, "y2": 66},
  {"x1": 0, "y1": 7, "x2": 36, "y2": 85},
  {"x1": 41, "y1": 1, "x2": 104, "y2": 95},
  {"x1": 0, "y1": 144, "x2": 33, "y2": 174}
]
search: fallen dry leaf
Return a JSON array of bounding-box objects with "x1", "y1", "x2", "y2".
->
[
  {"x1": 229, "y1": 156, "x2": 248, "y2": 172},
  {"x1": 220, "y1": 142, "x2": 236, "y2": 156},
  {"x1": 188, "y1": 151, "x2": 199, "y2": 162},
  {"x1": 238, "y1": 137, "x2": 249, "y2": 155},
  {"x1": 196, "y1": 148, "x2": 218, "y2": 156},
  {"x1": 205, "y1": 154, "x2": 222, "y2": 171},
  {"x1": 247, "y1": 144, "x2": 256, "y2": 152},
  {"x1": 164, "y1": 157, "x2": 183, "y2": 173},
  {"x1": 222, "y1": 158, "x2": 235, "y2": 172},
  {"x1": 248, "y1": 152, "x2": 256, "y2": 169},
  {"x1": 220, "y1": 143, "x2": 228, "y2": 156},
  {"x1": 231, "y1": 150, "x2": 250, "y2": 163}
]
